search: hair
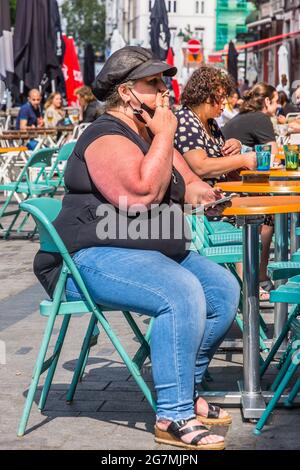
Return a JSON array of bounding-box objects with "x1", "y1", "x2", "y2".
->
[
  {"x1": 104, "y1": 79, "x2": 136, "y2": 110},
  {"x1": 239, "y1": 82, "x2": 277, "y2": 114},
  {"x1": 74, "y1": 86, "x2": 97, "y2": 104},
  {"x1": 44, "y1": 92, "x2": 62, "y2": 110},
  {"x1": 277, "y1": 90, "x2": 289, "y2": 107},
  {"x1": 181, "y1": 66, "x2": 235, "y2": 108},
  {"x1": 28, "y1": 88, "x2": 41, "y2": 98}
]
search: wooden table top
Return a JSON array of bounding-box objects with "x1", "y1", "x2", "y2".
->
[
  {"x1": 0, "y1": 147, "x2": 28, "y2": 154},
  {"x1": 217, "y1": 180, "x2": 300, "y2": 194},
  {"x1": 241, "y1": 169, "x2": 300, "y2": 178},
  {"x1": 223, "y1": 196, "x2": 300, "y2": 216}
]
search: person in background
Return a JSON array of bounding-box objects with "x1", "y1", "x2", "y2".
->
[
  {"x1": 276, "y1": 90, "x2": 298, "y2": 124},
  {"x1": 16, "y1": 89, "x2": 43, "y2": 130},
  {"x1": 288, "y1": 86, "x2": 300, "y2": 131},
  {"x1": 276, "y1": 73, "x2": 290, "y2": 99},
  {"x1": 174, "y1": 66, "x2": 256, "y2": 185},
  {"x1": 74, "y1": 86, "x2": 104, "y2": 123},
  {"x1": 223, "y1": 82, "x2": 279, "y2": 301},
  {"x1": 217, "y1": 89, "x2": 239, "y2": 128},
  {"x1": 223, "y1": 82, "x2": 278, "y2": 154},
  {"x1": 44, "y1": 92, "x2": 65, "y2": 128}
]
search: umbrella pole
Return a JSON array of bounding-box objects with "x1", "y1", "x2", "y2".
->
[{"x1": 51, "y1": 80, "x2": 56, "y2": 93}]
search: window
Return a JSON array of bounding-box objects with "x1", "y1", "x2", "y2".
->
[
  {"x1": 196, "y1": 0, "x2": 199, "y2": 13},
  {"x1": 167, "y1": 0, "x2": 177, "y2": 13},
  {"x1": 201, "y1": 1, "x2": 205, "y2": 14}
]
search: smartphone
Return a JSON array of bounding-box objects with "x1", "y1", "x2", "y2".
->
[
  {"x1": 204, "y1": 193, "x2": 238, "y2": 211},
  {"x1": 189, "y1": 193, "x2": 238, "y2": 214}
]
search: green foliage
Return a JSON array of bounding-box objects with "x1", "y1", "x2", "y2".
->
[
  {"x1": 61, "y1": 0, "x2": 106, "y2": 54},
  {"x1": 10, "y1": 0, "x2": 17, "y2": 25}
]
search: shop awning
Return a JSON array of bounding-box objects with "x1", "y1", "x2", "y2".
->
[{"x1": 211, "y1": 30, "x2": 300, "y2": 56}]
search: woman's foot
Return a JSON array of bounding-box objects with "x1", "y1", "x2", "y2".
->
[
  {"x1": 194, "y1": 397, "x2": 232, "y2": 426},
  {"x1": 155, "y1": 418, "x2": 225, "y2": 450}
]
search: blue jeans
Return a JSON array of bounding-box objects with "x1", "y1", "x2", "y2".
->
[{"x1": 65, "y1": 248, "x2": 240, "y2": 421}]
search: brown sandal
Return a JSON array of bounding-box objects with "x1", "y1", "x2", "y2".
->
[
  {"x1": 155, "y1": 419, "x2": 225, "y2": 450},
  {"x1": 196, "y1": 402, "x2": 232, "y2": 426}
]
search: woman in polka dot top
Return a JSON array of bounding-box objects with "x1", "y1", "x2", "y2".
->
[{"x1": 174, "y1": 66, "x2": 256, "y2": 184}]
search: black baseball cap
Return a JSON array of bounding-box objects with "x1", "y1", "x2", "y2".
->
[{"x1": 93, "y1": 46, "x2": 177, "y2": 101}]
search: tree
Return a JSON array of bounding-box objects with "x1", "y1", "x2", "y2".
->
[
  {"x1": 61, "y1": 0, "x2": 106, "y2": 54},
  {"x1": 10, "y1": 0, "x2": 17, "y2": 25}
]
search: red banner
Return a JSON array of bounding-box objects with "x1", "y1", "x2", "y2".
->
[{"x1": 62, "y1": 35, "x2": 84, "y2": 106}]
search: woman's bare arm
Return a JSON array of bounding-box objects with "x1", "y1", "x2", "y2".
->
[{"x1": 85, "y1": 133, "x2": 174, "y2": 208}]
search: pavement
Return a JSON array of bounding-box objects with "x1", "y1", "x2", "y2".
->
[{"x1": 0, "y1": 229, "x2": 300, "y2": 450}]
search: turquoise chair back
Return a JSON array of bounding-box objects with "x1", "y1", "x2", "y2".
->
[
  {"x1": 20, "y1": 147, "x2": 59, "y2": 188},
  {"x1": 21, "y1": 198, "x2": 62, "y2": 252},
  {"x1": 48, "y1": 141, "x2": 76, "y2": 185},
  {"x1": 20, "y1": 198, "x2": 97, "y2": 309}
]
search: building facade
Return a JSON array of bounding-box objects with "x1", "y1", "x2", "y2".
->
[
  {"x1": 106, "y1": 0, "x2": 217, "y2": 58},
  {"x1": 247, "y1": 0, "x2": 300, "y2": 86},
  {"x1": 215, "y1": 0, "x2": 255, "y2": 51}
]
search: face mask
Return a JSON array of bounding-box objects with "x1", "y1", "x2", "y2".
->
[{"x1": 129, "y1": 89, "x2": 155, "y2": 123}]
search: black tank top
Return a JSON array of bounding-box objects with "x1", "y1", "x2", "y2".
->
[{"x1": 34, "y1": 113, "x2": 190, "y2": 296}]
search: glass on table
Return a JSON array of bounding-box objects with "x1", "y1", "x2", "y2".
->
[
  {"x1": 255, "y1": 144, "x2": 272, "y2": 171},
  {"x1": 284, "y1": 145, "x2": 300, "y2": 171}
]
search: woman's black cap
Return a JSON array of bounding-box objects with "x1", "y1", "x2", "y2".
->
[{"x1": 93, "y1": 46, "x2": 177, "y2": 101}]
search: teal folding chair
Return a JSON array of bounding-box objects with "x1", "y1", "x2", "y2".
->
[
  {"x1": 0, "y1": 147, "x2": 58, "y2": 239},
  {"x1": 46, "y1": 141, "x2": 76, "y2": 189},
  {"x1": 254, "y1": 272, "x2": 300, "y2": 435},
  {"x1": 187, "y1": 213, "x2": 269, "y2": 352},
  {"x1": 17, "y1": 197, "x2": 155, "y2": 437}
]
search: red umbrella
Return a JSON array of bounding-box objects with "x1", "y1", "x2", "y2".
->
[
  {"x1": 166, "y1": 47, "x2": 180, "y2": 104},
  {"x1": 62, "y1": 34, "x2": 83, "y2": 106}
]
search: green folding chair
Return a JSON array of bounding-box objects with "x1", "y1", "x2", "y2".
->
[
  {"x1": 46, "y1": 141, "x2": 76, "y2": 189},
  {"x1": 0, "y1": 148, "x2": 58, "y2": 239},
  {"x1": 17, "y1": 197, "x2": 155, "y2": 437},
  {"x1": 254, "y1": 272, "x2": 300, "y2": 435},
  {"x1": 187, "y1": 213, "x2": 269, "y2": 352}
]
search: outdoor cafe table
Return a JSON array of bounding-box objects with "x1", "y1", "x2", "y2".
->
[
  {"x1": 241, "y1": 170, "x2": 300, "y2": 255},
  {"x1": 220, "y1": 195, "x2": 300, "y2": 419},
  {"x1": 218, "y1": 180, "x2": 300, "y2": 356}
]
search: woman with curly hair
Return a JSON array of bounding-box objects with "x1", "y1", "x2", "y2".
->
[{"x1": 174, "y1": 66, "x2": 256, "y2": 183}]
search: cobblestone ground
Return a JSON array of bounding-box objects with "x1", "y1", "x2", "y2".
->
[{"x1": 0, "y1": 231, "x2": 299, "y2": 450}]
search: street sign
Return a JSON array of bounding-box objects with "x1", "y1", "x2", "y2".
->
[
  {"x1": 236, "y1": 32, "x2": 258, "y2": 43},
  {"x1": 187, "y1": 39, "x2": 201, "y2": 54}
]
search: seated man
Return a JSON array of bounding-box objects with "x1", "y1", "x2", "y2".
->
[{"x1": 16, "y1": 89, "x2": 44, "y2": 130}]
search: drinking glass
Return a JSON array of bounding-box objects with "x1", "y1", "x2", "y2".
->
[
  {"x1": 284, "y1": 145, "x2": 300, "y2": 171},
  {"x1": 255, "y1": 144, "x2": 272, "y2": 171}
]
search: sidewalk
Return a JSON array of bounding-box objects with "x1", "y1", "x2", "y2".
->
[{"x1": 0, "y1": 237, "x2": 300, "y2": 450}]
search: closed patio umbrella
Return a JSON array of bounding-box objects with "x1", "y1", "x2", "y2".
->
[
  {"x1": 0, "y1": 0, "x2": 14, "y2": 86},
  {"x1": 227, "y1": 40, "x2": 238, "y2": 85},
  {"x1": 13, "y1": 0, "x2": 61, "y2": 94},
  {"x1": 84, "y1": 43, "x2": 95, "y2": 87}
]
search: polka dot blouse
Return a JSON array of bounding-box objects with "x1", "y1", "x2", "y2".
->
[{"x1": 174, "y1": 106, "x2": 225, "y2": 158}]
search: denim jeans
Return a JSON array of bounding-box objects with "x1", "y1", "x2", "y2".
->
[{"x1": 65, "y1": 247, "x2": 240, "y2": 421}]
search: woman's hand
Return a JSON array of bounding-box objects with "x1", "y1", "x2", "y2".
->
[
  {"x1": 277, "y1": 115, "x2": 286, "y2": 125},
  {"x1": 222, "y1": 138, "x2": 242, "y2": 156},
  {"x1": 242, "y1": 151, "x2": 257, "y2": 170},
  {"x1": 140, "y1": 91, "x2": 178, "y2": 137}
]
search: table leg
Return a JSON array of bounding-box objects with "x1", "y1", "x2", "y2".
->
[
  {"x1": 274, "y1": 213, "x2": 289, "y2": 349},
  {"x1": 290, "y1": 212, "x2": 300, "y2": 256},
  {"x1": 240, "y1": 216, "x2": 266, "y2": 419}
]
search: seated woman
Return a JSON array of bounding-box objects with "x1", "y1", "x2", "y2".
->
[
  {"x1": 74, "y1": 86, "x2": 104, "y2": 123},
  {"x1": 223, "y1": 82, "x2": 279, "y2": 299},
  {"x1": 33, "y1": 47, "x2": 240, "y2": 450},
  {"x1": 174, "y1": 66, "x2": 256, "y2": 185},
  {"x1": 223, "y1": 82, "x2": 278, "y2": 154},
  {"x1": 44, "y1": 92, "x2": 65, "y2": 128}
]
